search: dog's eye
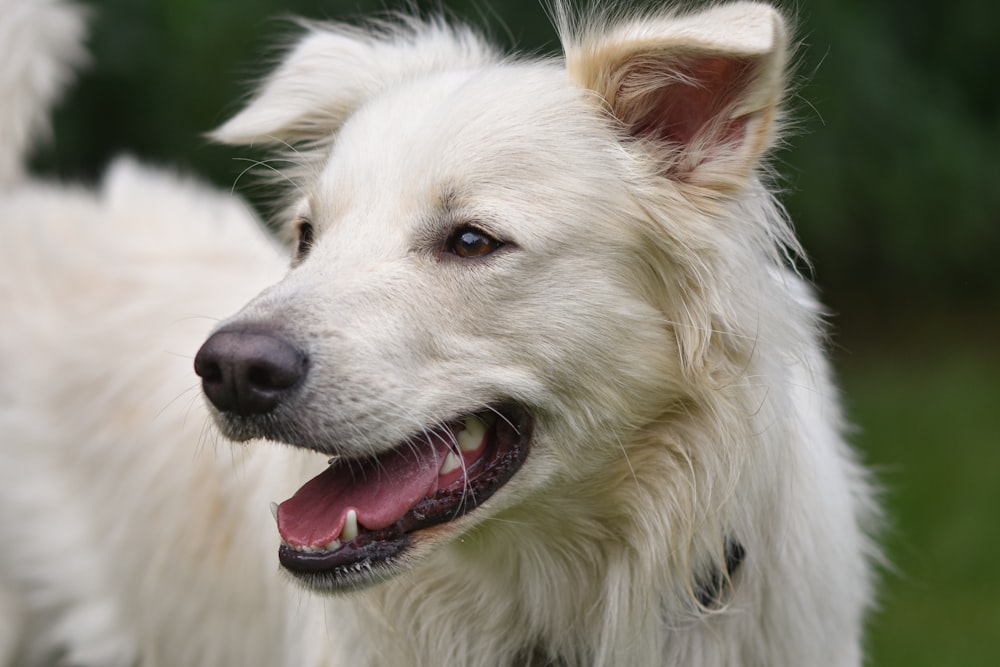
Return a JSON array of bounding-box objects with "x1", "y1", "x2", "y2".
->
[
  {"x1": 295, "y1": 221, "x2": 314, "y2": 259},
  {"x1": 447, "y1": 226, "x2": 503, "y2": 259}
]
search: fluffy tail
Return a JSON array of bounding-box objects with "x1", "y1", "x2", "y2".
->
[{"x1": 0, "y1": 0, "x2": 86, "y2": 186}]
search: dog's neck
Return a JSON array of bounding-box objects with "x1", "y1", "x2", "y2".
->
[{"x1": 345, "y1": 457, "x2": 750, "y2": 665}]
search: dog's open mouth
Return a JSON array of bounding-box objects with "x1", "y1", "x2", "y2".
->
[{"x1": 275, "y1": 405, "x2": 531, "y2": 589}]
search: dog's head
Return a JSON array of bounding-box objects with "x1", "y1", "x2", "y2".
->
[{"x1": 196, "y1": 3, "x2": 790, "y2": 591}]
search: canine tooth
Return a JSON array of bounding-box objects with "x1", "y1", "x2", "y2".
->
[
  {"x1": 325, "y1": 539, "x2": 342, "y2": 551},
  {"x1": 269, "y1": 502, "x2": 279, "y2": 521},
  {"x1": 439, "y1": 451, "x2": 462, "y2": 475},
  {"x1": 457, "y1": 415, "x2": 488, "y2": 451},
  {"x1": 342, "y1": 509, "x2": 358, "y2": 541}
]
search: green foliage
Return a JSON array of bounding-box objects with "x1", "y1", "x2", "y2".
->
[{"x1": 781, "y1": 1, "x2": 1000, "y2": 304}]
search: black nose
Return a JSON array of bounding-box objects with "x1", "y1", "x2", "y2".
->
[{"x1": 194, "y1": 329, "x2": 307, "y2": 416}]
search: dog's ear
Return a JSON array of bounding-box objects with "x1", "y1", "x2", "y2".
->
[
  {"x1": 211, "y1": 20, "x2": 494, "y2": 146},
  {"x1": 564, "y1": 3, "x2": 787, "y2": 191}
]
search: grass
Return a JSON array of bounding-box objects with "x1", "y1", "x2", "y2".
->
[{"x1": 836, "y1": 315, "x2": 1000, "y2": 666}]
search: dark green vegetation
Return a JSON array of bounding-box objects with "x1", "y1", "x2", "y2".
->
[
  {"x1": 33, "y1": 1, "x2": 998, "y2": 664},
  {"x1": 839, "y1": 313, "x2": 1000, "y2": 667}
]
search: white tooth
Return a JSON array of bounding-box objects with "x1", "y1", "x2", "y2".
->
[
  {"x1": 324, "y1": 539, "x2": 342, "y2": 551},
  {"x1": 342, "y1": 509, "x2": 358, "y2": 541},
  {"x1": 457, "y1": 415, "x2": 487, "y2": 452},
  {"x1": 270, "y1": 502, "x2": 279, "y2": 521},
  {"x1": 439, "y1": 451, "x2": 462, "y2": 475}
]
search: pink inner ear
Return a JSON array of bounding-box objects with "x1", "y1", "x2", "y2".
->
[{"x1": 627, "y1": 55, "x2": 754, "y2": 149}]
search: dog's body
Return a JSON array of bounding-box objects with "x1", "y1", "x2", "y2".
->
[{"x1": 0, "y1": 1, "x2": 878, "y2": 665}]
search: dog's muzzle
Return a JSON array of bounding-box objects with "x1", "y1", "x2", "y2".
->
[{"x1": 194, "y1": 324, "x2": 534, "y2": 592}]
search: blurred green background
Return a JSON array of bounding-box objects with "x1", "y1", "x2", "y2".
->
[{"x1": 31, "y1": 1, "x2": 999, "y2": 664}]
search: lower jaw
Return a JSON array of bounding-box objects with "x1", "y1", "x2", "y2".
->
[
  {"x1": 278, "y1": 502, "x2": 476, "y2": 592},
  {"x1": 278, "y1": 535, "x2": 409, "y2": 591},
  {"x1": 277, "y1": 480, "x2": 499, "y2": 591}
]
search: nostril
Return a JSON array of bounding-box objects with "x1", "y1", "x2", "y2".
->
[
  {"x1": 195, "y1": 328, "x2": 308, "y2": 416},
  {"x1": 247, "y1": 365, "x2": 274, "y2": 390},
  {"x1": 196, "y1": 358, "x2": 223, "y2": 385},
  {"x1": 246, "y1": 359, "x2": 301, "y2": 392}
]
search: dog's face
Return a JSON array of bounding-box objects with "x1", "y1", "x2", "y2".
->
[{"x1": 196, "y1": 5, "x2": 787, "y2": 591}]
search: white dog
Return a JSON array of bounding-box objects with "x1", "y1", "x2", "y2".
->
[{"x1": 0, "y1": 1, "x2": 878, "y2": 665}]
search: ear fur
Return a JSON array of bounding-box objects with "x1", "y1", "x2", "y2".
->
[
  {"x1": 563, "y1": 2, "x2": 788, "y2": 190},
  {"x1": 211, "y1": 18, "x2": 496, "y2": 146}
]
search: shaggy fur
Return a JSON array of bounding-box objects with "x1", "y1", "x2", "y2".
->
[{"x1": 0, "y1": 1, "x2": 878, "y2": 665}]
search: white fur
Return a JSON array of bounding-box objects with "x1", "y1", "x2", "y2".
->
[
  {"x1": 0, "y1": 2, "x2": 878, "y2": 666},
  {"x1": 0, "y1": 0, "x2": 86, "y2": 186}
]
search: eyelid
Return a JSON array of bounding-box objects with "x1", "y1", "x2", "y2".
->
[
  {"x1": 294, "y1": 218, "x2": 315, "y2": 261},
  {"x1": 454, "y1": 218, "x2": 504, "y2": 240}
]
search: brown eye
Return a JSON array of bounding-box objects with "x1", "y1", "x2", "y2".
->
[
  {"x1": 296, "y1": 221, "x2": 314, "y2": 259},
  {"x1": 447, "y1": 226, "x2": 503, "y2": 258}
]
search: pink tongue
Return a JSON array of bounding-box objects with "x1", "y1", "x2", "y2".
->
[{"x1": 276, "y1": 433, "x2": 455, "y2": 548}]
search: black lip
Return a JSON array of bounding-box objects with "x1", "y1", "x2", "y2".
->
[
  {"x1": 278, "y1": 535, "x2": 408, "y2": 590},
  {"x1": 278, "y1": 404, "x2": 533, "y2": 590}
]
